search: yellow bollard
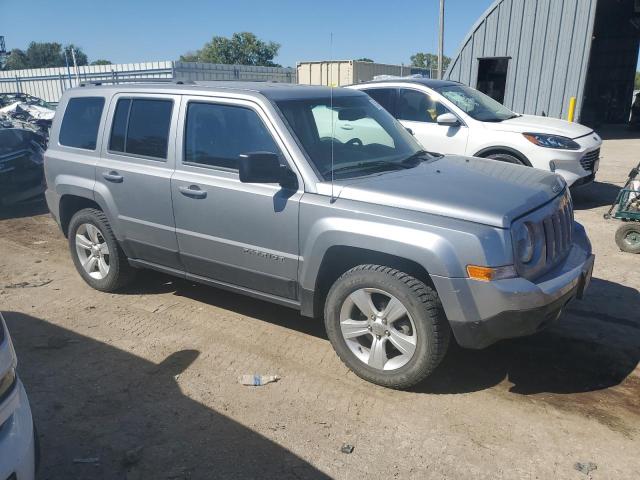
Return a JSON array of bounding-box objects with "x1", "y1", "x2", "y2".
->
[{"x1": 568, "y1": 97, "x2": 577, "y2": 123}]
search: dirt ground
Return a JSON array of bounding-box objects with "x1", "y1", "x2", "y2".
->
[{"x1": 1, "y1": 132, "x2": 639, "y2": 480}]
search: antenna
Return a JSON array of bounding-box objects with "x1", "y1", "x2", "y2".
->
[{"x1": 330, "y1": 33, "x2": 336, "y2": 203}]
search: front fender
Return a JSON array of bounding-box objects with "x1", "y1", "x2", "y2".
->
[{"x1": 299, "y1": 213, "x2": 511, "y2": 292}]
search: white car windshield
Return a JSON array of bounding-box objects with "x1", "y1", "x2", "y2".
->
[
  {"x1": 436, "y1": 85, "x2": 518, "y2": 122},
  {"x1": 276, "y1": 95, "x2": 430, "y2": 180}
]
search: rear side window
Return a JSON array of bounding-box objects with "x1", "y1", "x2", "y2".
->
[
  {"x1": 109, "y1": 98, "x2": 173, "y2": 159},
  {"x1": 184, "y1": 102, "x2": 280, "y2": 170},
  {"x1": 363, "y1": 88, "x2": 396, "y2": 115},
  {"x1": 59, "y1": 97, "x2": 105, "y2": 150}
]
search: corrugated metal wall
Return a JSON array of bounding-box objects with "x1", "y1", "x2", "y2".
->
[
  {"x1": 0, "y1": 62, "x2": 296, "y2": 103},
  {"x1": 445, "y1": 0, "x2": 599, "y2": 121}
]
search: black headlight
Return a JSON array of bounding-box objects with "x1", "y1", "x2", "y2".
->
[{"x1": 523, "y1": 133, "x2": 580, "y2": 150}]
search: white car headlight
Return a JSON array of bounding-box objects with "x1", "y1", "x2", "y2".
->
[
  {"x1": 523, "y1": 133, "x2": 580, "y2": 150},
  {"x1": 514, "y1": 222, "x2": 535, "y2": 264}
]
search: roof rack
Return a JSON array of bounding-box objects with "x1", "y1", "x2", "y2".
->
[{"x1": 79, "y1": 79, "x2": 196, "y2": 87}]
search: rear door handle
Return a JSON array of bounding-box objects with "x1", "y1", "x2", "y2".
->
[
  {"x1": 102, "y1": 171, "x2": 123, "y2": 183},
  {"x1": 179, "y1": 185, "x2": 207, "y2": 199}
]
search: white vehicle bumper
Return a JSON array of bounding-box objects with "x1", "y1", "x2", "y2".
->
[
  {"x1": 0, "y1": 313, "x2": 36, "y2": 480},
  {"x1": 0, "y1": 380, "x2": 36, "y2": 480},
  {"x1": 547, "y1": 133, "x2": 602, "y2": 187}
]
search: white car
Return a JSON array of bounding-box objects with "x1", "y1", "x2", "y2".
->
[
  {"x1": 349, "y1": 79, "x2": 602, "y2": 187},
  {"x1": 0, "y1": 312, "x2": 37, "y2": 480}
]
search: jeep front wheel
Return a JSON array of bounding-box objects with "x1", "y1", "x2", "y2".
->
[{"x1": 324, "y1": 265, "x2": 450, "y2": 389}]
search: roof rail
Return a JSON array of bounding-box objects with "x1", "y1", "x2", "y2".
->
[{"x1": 79, "y1": 79, "x2": 196, "y2": 87}]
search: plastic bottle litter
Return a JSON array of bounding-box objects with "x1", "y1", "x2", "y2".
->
[{"x1": 239, "y1": 374, "x2": 280, "y2": 386}]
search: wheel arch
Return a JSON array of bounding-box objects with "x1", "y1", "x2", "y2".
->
[
  {"x1": 58, "y1": 194, "x2": 102, "y2": 237},
  {"x1": 301, "y1": 245, "x2": 436, "y2": 319},
  {"x1": 474, "y1": 146, "x2": 532, "y2": 166}
]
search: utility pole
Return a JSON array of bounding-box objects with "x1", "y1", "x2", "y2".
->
[
  {"x1": 438, "y1": 0, "x2": 445, "y2": 79},
  {"x1": 70, "y1": 47, "x2": 80, "y2": 83}
]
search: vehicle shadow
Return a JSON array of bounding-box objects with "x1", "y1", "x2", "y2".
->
[
  {"x1": 4, "y1": 311, "x2": 330, "y2": 480},
  {"x1": 0, "y1": 196, "x2": 48, "y2": 220},
  {"x1": 572, "y1": 181, "x2": 621, "y2": 210},
  {"x1": 121, "y1": 270, "x2": 328, "y2": 340},
  {"x1": 414, "y1": 277, "x2": 640, "y2": 398},
  {"x1": 123, "y1": 270, "x2": 639, "y2": 402},
  {"x1": 597, "y1": 124, "x2": 640, "y2": 140}
]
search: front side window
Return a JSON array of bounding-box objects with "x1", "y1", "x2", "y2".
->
[
  {"x1": 109, "y1": 98, "x2": 173, "y2": 159},
  {"x1": 184, "y1": 102, "x2": 280, "y2": 170},
  {"x1": 397, "y1": 89, "x2": 450, "y2": 123},
  {"x1": 276, "y1": 94, "x2": 424, "y2": 180},
  {"x1": 436, "y1": 84, "x2": 517, "y2": 122},
  {"x1": 59, "y1": 97, "x2": 105, "y2": 150}
]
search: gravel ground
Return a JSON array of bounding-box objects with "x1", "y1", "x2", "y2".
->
[{"x1": 0, "y1": 132, "x2": 639, "y2": 479}]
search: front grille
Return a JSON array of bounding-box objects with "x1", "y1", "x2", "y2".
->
[
  {"x1": 542, "y1": 193, "x2": 573, "y2": 264},
  {"x1": 580, "y1": 148, "x2": 600, "y2": 171}
]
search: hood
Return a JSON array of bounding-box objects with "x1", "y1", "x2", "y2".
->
[
  {"x1": 482, "y1": 114, "x2": 593, "y2": 139},
  {"x1": 334, "y1": 156, "x2": 565, "y2": 228}
]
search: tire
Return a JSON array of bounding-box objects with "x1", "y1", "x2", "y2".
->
[
  {"x1": 485, "y1": 152, "x2": 526, "y2": 165},
  {"x1": 68, "y1": 208, "x2": 135, "y2": 291},
  {"x1": 615, "y1": 222, "x2": 640, "y2": 254},
  {"x1": 324, "y1": 265, "x2": 450, "y2": 389}
]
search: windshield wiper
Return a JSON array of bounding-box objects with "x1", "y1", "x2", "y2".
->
[
  {"x1": 324, "y1": 160, "x2": 412, "y2": 178},
  {"x1": 400, "y1": 150, "x2": 443, "y2": 166}
]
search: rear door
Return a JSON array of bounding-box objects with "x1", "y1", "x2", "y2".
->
[
  {"x1": 171, "y1": 95, "x2": 302, "y2": 300},
  {"x1": 95, "y1": 93, "x2": 181, "y2": 269},
  {"x1": 396, "y1": 87, "x2": 469, "y2": 155}
]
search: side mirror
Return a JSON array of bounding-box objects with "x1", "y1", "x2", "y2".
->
[
  {"x1": 405, "y1": 127, "x2": 414, "y2": 135},
  {"x1": 436, "y1": 112, "x2": 460, "y2": 127},
  {"x1": 238, "y1": 152, "x2": 297, "y2": 188}
]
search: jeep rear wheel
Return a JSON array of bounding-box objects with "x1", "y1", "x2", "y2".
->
[
  {"x1": 324, "y1": 265, "x2": 450, "y2": 389},
  {"x1": 68, "y1": 208, "x2": 135, "y2": 291}
]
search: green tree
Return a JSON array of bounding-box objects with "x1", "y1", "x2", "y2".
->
[
  {"x1": 636, "y1": 71, "x2": 640, "y2": 90},
  {"x1": 4, "y1": 49, "x2": 29, "y2": 70},
  {"x1": 2, "y1": 42, "x2": 89, "y2": 70},
  {"x1": 356, "y1": 58, "x2": 374, "y2": 62},
  {"x1": 180, "y1": 32, "x2": 281, "y2": 66},
  {"x1": 63, "y1": 44, "x2": 88, "y2": 66},
  {"x1": 410, "y1": 52, "x2": 451, "y2": 72},
  {"x1": 90, "y1": 59, "x2": 112, "y2": 66}
]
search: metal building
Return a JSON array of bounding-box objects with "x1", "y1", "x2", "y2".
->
[{"x1": 445, "y1": 0, "x2": 640, "y2": 126}]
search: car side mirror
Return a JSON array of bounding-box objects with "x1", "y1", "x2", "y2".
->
[
  {"x1": 437, "y1": 113, "x2": 460, "y2": 127},
  {"x1": 405, "y1": 127, "x2": 414, "y2": 135},
  {"x1": 239, "y1": 152, "x2": 297, "y2": 188}
]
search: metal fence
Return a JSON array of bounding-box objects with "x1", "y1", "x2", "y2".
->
[{"x1": 0, "y1": 61, "x2": 296, "y2": 104}]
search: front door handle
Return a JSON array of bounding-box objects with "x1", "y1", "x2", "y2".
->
[
  {"x1": 179, "y1": 185, "x2": 207, "y2": 199},
  {"x1": 102, "y1": 171, "x2": 123, "y2": 183}
]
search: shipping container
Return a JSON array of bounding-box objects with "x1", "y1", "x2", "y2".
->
[{"x1": 297, "y1": 60, "x2": 431, "y2": 86}]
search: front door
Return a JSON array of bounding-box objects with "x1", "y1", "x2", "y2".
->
[
  {"x1": 171, "y1": 96, "x2": 302, "y2": 300},
  {"x1": 95, "y1": 93, "x2": 181, "y2": 269},
  {"x1": 396, "y1": 87, "x2": 469, "y2": 155}
]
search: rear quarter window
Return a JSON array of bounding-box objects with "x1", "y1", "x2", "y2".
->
[{"x1": 59, "y1": 97, "x2": 105, "y2": 150}]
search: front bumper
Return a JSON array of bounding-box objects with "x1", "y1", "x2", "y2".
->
[{"x1": 431, "y1": 223, "x2": 594, "y2": 349}]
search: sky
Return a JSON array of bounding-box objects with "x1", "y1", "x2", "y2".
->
[{"x1": 1, "y1": 0, "x2": 495, "y2": 67}]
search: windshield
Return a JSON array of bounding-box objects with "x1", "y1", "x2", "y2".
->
[
  {"x1": 275, "y1": 94, "x2": 424, "y2": 180},
  {"x1": 436, "y1": 85, "x2": 517, "y2": 122}
]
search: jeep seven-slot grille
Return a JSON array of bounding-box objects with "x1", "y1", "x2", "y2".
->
[
  {"x1": 580, "y1": 148, "x2": 600, "y2": 172},
  {"x1": 542, "y1": 194, "x2": 573, "y2": 264}
]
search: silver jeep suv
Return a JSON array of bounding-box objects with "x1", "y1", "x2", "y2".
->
[{"x1": 44, "y1": 82, "x2": 594, "y2": 389}]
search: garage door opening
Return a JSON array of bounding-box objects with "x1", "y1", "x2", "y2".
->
[
  {"x1": 476, "y1": 57, "x2": 510, "y2": 105},
  {"x1": 581, "y1": 0, "x2": 640, "y2": 127}
]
